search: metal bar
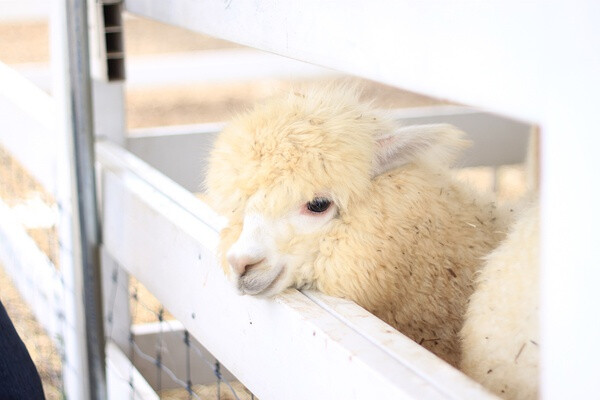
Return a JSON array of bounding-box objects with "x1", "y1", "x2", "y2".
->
[{"x1": 64, "y1": 0, "x2": 106, "y2": 398}]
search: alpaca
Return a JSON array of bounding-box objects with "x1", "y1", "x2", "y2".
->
[
  {"x1": 205, "y1": 84, "x2": 509, "y2": 367},
  {"x1": 460, "y1": 201, "x2": 539, "y2": 399}
]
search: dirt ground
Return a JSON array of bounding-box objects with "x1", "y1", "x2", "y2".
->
[
  {"x1": 0, "y1": 14, "x2": 526, "y2": 399},
  {"x1": 125, "y1": 78, "x2": 452, "y2": 129}
]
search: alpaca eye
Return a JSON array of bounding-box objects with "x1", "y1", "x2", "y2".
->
[{"x1": 306, "y1": 197, "x2": 331, "y2": 213}]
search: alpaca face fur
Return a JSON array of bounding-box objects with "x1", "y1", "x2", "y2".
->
[{"x1": 206, "y1": 85, "x2": 509, "y2": 367}]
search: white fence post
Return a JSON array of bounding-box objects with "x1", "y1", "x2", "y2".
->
[{"x1": 87, "y1": 1, "x2": 133, "y2": 393}]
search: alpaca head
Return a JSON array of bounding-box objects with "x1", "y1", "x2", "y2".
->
[{"x1": 206, "y1": 85, "x2": 467, "y2": 296}]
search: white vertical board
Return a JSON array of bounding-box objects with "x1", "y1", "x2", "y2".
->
[
  {"x1": 98, "y1": 141, "x2": 493, "y2": 400},
  {"x1": 540, "y1": 91, "x2": 600, "y2": 399},
  {"x1": 92, "y1": 80, "x2": 127, "y2": 145}
]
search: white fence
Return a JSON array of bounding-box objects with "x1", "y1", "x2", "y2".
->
[{"x1": 1, "y1": 0, "x2": 599, "y2": 399}]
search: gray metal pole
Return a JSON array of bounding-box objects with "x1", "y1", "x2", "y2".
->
[{"x1": 64, "y1": 0, "x2": 107, "y2": 398}]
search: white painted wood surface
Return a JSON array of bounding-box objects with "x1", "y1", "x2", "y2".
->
[
  {"x1": 124, "y1": 49, "x2": 335, "y2": 88},
  {"x1": 92, "y1": 80, "x2": 127, "y2": 145},
  {"x1": 98, "y1": 140, "x2": 494, "y2": 400},
  {"x1": 0, "y1": 0, "x2": 49, "y2": 21},
  {"x1": 122, "y1": 0, "x2": 597, "y2": 121},
  {"x1": 13, "y1": 49, "x2": 335, "y2": 92},
  {"x1": 0, "y1": 62, "x2": 58, "y2": 196}
]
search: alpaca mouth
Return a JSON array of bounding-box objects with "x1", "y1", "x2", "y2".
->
[{"x1": 238, "y1": 266, "x2": 285, "y2": 296}]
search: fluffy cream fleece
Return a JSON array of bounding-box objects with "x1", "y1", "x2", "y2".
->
[
  {"x1": 461, "y1": 202, "x2": 539, "y2": 398},
  {"x1": 206, "y1": 84, "x2": 509, "y2": 367}
]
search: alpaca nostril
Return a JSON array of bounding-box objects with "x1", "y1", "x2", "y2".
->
[
  {"x1": 227, "y1": 254, "x2": 265, "y2": 276},
  {"x1": 242, "y1": 259, "x2": 265, "y2": 275}
]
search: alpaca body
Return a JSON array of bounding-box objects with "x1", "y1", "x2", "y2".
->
[
  {"x1": 461, "y1": 202, "x2": 539, "y2": 398},
  {"x1": 313, "y1": 166, "x2": 507, "y2": 366}
]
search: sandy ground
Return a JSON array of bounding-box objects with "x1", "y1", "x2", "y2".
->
[
  {"x1": 0, "y1": 16, "x2": 237, "y2": 64},
  {"x1": 126, "y1": 78, "x2": 452, "y2": 129},
  {"x1": 0, "y1": 14, "x2": 527, "y2": 399}
]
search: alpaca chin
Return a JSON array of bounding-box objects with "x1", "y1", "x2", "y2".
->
[{"x1": 237, "y1": 265, "x2": 285, "y2": 296}]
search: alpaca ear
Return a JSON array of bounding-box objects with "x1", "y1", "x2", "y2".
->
[{"x1": 371, "y1": 123, "x2": 469, "y2": 177}]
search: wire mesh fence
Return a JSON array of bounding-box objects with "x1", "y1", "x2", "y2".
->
[
  {"x1": 1, "y1": 140, "x2": 257, "y2": 399},
  {"x1": 0, "y1": 143, "x2": 65, "y2": 399},
  {"x1": 104, "y1": 258, "x2": 257, "y2": 399}
]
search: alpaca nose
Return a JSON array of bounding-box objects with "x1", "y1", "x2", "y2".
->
[{"x1": 227, "y1": 253, "x2": 265, "y2": 276}]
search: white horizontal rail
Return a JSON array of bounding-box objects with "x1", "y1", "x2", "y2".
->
[
  {"x1": 0, "y1": 0, "x2": 50, "y2": 21},
  {"x1": 128, "y1": 122, "x2": 226, "y2": 138},
  {"x1": 124, "y1": 49, "x2": 335, "y2": 88},
  {"x1": 126, "y1": 106, "x2": 530, "y2": 192},
  {"x1": 97, "y1": 140, "x2": 494, "y2": 400},
  {"x1": 301, "y1": 290, "x2": 494, "y2": 399},
  {"x1": 0, "y1": 197, "x2": 64, "y2": 344},
  {"x1": 13, "y1": 48, "x2": 336, "y2": 92},
  {"x1": 126, "y1": 127, "x2": 219, "y2": 192},
  {"x1": 0, "y1": 62, "x2": 58, "y2": 196},
  {"x1": 123, "y1": 0, "x2": 598, "y2": 124}
]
